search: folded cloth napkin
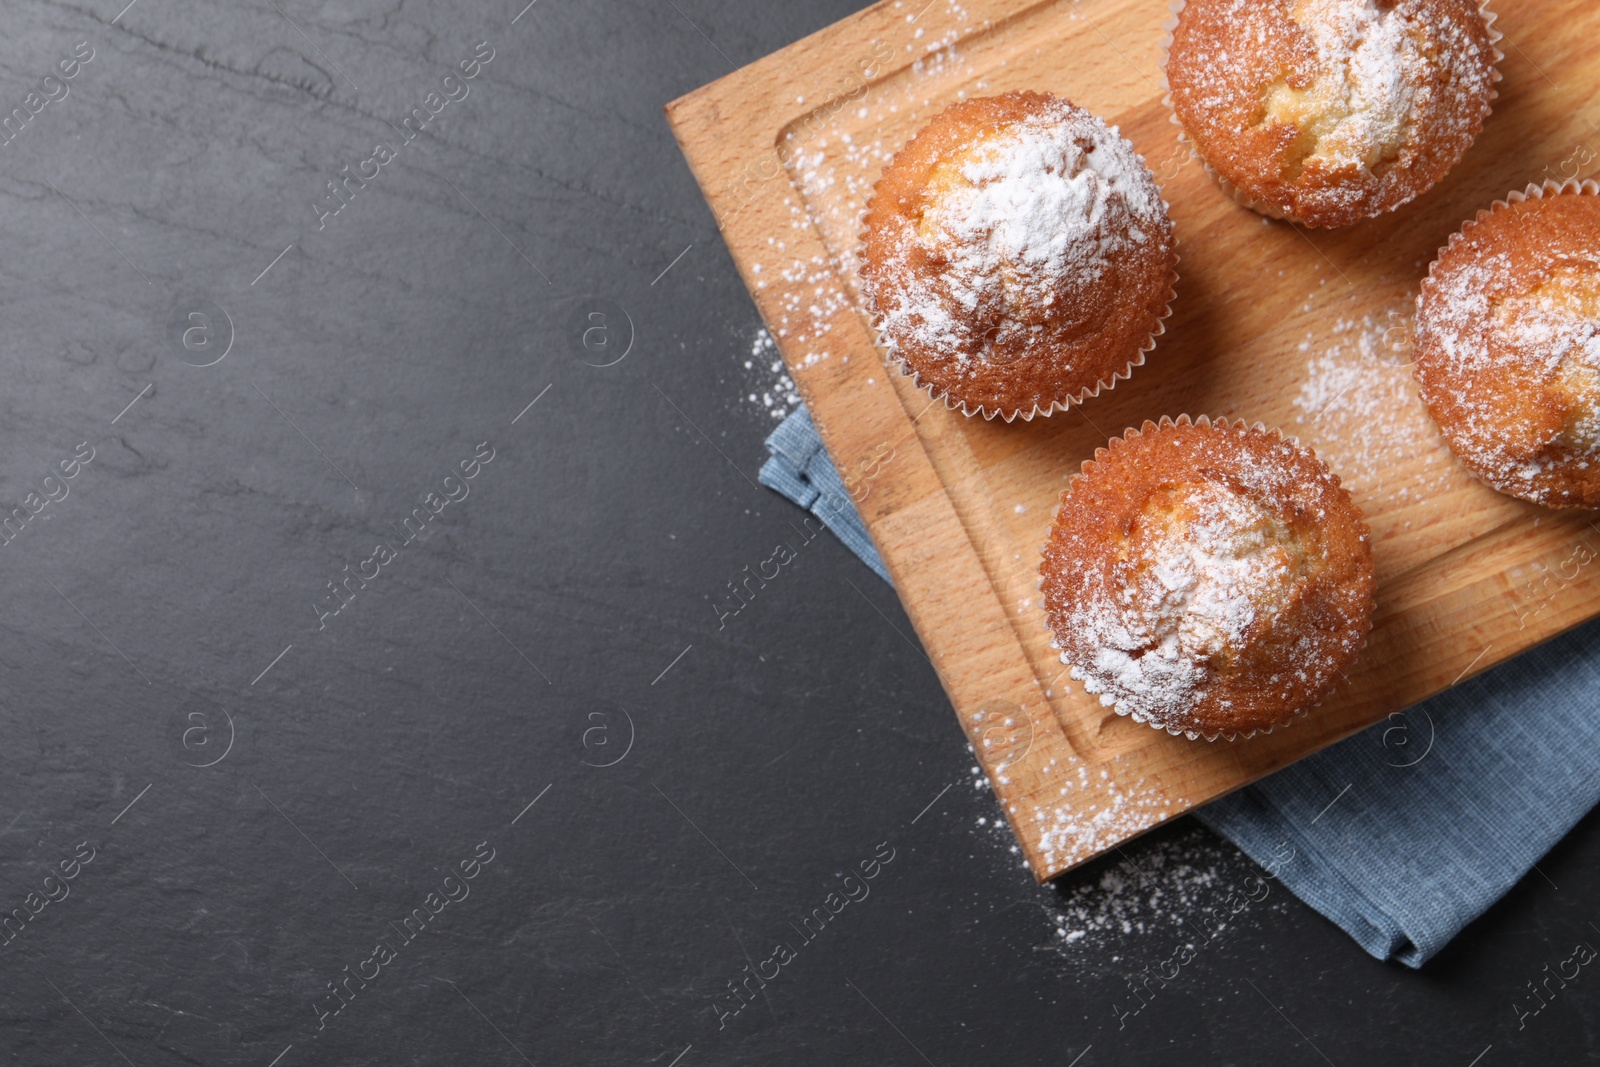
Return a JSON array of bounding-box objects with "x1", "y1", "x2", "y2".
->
[
  {"x1": 761, "y1": 404, "x2": 1600, "y2": 967},
  {"x1": 758, "y1": 406, "x2": 890, "y2": 582}
]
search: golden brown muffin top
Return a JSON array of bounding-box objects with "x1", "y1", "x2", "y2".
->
[
  {"x1": 1414, "y1": 183, "x2": 1600, "y2": 508},
  {"x1": 1166, "y1": 0, "x2": 1498, "y2": 228},
  {"x1": 1040, "y1": 417, "x2": 1375, "y2": 740},
  {"x1": 859, "y1": 92, "x2": 1177, "y2": 419}
]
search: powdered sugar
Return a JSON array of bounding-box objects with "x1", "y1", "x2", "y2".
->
[
  {"x1": 1031, "y1": 763, "x2": 1181, "y2": 873},
  {"x1": 1168, "y1": 0, "x2": 1499, "y2": 225},
  {"x1": 963, "y1": 768, "x2": 1279, "y2": 957},
  {"x1": 1067, "y1": 483, "x2": 1295, "y2": 723},
  {"x1": 927, "y1": 114, "x2": 1158, "y2": 320},
  {"x1": 1290, "y1": 314, "x2": 1470, "y2": 516},
  {"x1": 1415, "y1": 188, "x2": 1600, "y2": 502},
  {"x1": 741, "y1": 327, "x2": 803, "y2": 420},
  {"x1": 1419, "y1": 251, "x2": 1505, "y2": 373},
  {"x1": 869, "y1": 100, "x2": 1167, "y2": 362},
  {"x1": 1041, "y1": 823, "x2": 1282, "y2": 954},
  {"x1": 1497, "y1": 279, "x2": 1600, "y2": 445},
  {"x1": 1270, "y1": 0, "x2": 1428, "y2": 174}
]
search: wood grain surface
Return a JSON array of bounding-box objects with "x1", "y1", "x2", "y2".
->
[{"x1": 667, "y1": 0, "x2": 1600, "y2": 881}]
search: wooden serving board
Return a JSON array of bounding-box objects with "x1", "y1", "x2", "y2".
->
[{"x1": 666, "y1": 0, "x2": 1600, "y2": 881}]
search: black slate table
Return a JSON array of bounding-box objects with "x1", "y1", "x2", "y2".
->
[{"x1": 1, "y1": 1, "x2": 1597, "y2": 1064}]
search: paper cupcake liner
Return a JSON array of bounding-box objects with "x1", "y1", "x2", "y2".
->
[
  {"x1": 1159, "y1": 0, "x2": 1504, "y2": 228},
  {"x1": 1036, "y1": 414, "x2": 1375, "y2": 743},
  {"x1": 856, "y1": 102, "x2": 1180, "y2": 423},
  {"x1": 864, "y1": 256, "x2": 1177, "y2": 422},
  {"x1": 1414, "y1": 177, "x2": 1600, "y2": 508}
]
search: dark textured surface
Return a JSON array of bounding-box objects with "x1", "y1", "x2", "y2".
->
[{"x1": 0, "y1": 1, "x2": 1596, "y2": 1064}]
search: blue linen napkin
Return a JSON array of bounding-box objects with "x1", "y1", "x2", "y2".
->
[
  {"x1": 760, "y1": 403, "x2": 1600, "y2": 968},
  {"x1": 758, "y1": 406, "x2": 890, "y2": 582}
]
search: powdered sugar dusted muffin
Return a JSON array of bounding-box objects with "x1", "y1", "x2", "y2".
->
[
  {"x1": 1040, "y1": 417, "x2": 1375, "y2": 740},
  {"x1": 1414, "y1": 181, "x2": 1600, "y2": 508},
  {"x1": 859, "y1": 92, "x2": 1177, "y2": 420},
  {"x1": 1164, "y1": 0, "x2": 1500, "y2": 228}
]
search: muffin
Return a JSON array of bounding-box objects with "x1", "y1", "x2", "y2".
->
[
  {"x1": 1040, "y1": 416, "x2": 1375, "y2": 740},
  {"x1": 1164, "y1": 0, "x2": 1500, "y2": 228},
  {"x1": 1413, "y1": 180, "x2": 1600, "y2": 508},
  {"x1": 859, "y1": 92, "x2": 1177, "y2": 421}
]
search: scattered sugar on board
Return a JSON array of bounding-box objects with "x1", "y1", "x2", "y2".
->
[{"x1": 1290, "y1": 312, "x2": 1473, "y2": 515}]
